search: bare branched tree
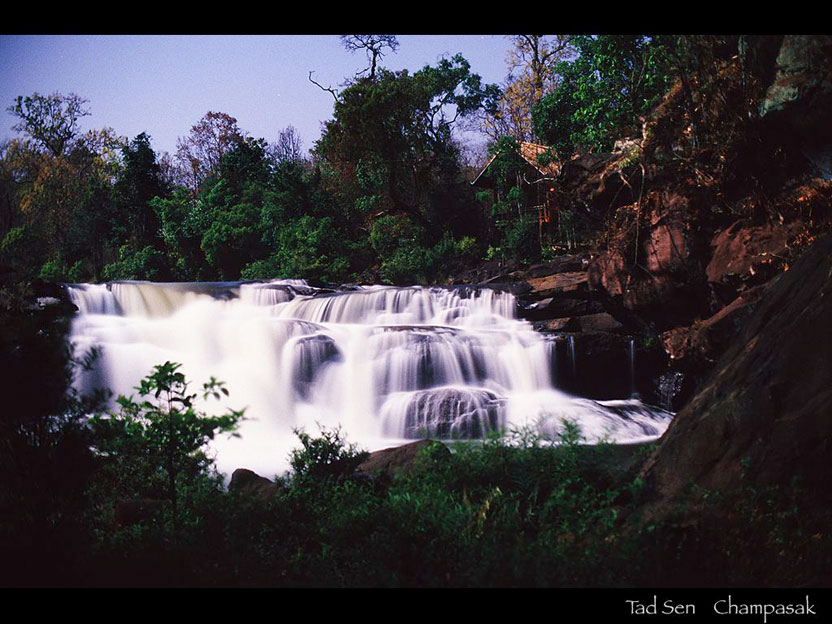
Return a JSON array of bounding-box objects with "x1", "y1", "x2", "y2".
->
[
  {"x1": 340, "y1": 35, "x2": 400, "y2": 81},
  {"x1": 270, "y1": 125, "x2": 304, "y2": 163},
  {"x1": 469, "y1": 35, "x2": 575, "y2": 143},
  {"x1": 173, "y1": 111, "x2": 246, "y2": 195}
]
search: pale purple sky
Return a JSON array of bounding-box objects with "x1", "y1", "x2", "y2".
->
[{"x1": 0, "y1": 34, "x2": 513, "y2": 157}]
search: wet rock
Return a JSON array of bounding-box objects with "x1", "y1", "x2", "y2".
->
[
  {"x1": 392, "y1": 388, "x2": 504, "y2": 439},
  {"x1": 533, "y1": 317, "x2": 579, "y2": 332},
  {"x1": 292, "y1": 334, "x2": 342, "y2": 399},
  {"x1": 554, "y1": 332, "x2": 635, "y2": 399},
  {"x1": 524, "y1": 271, "x2": 589, "y2": 298},
  {"x1": 519, "y1": 296, "x2": 604, "y2": 321}
]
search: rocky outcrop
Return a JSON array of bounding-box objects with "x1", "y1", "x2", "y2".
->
[
  {"x1": 706, "y1": 219, "x2": 806, "y2": 304},
  {"x1": 661, "y1": 282, "x2": 770, "y2": 366},
  {"x1": 760, "y1": 36, "x2": 832, "y2": 138},
  {"x1": 588, "y1": 190, "x2": 711, "y2": 331},
  {"x1": 638, "y1": 234, "x2": 832, "y2": 518},
  {"x1": 354, "y1": 439, "x2": 450, "y2": 481},
  {"x1": 759, "y1": 35, "x2": 832, "y2": 179},
  {"x1": 229, "y1": 468, "x2": 281, "y2": 499}
]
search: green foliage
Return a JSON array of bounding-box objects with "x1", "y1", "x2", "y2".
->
[
  {"x1": 290, "y1": 425, "x2": 369, "y2": 484},
  {"x1": 38, "y1": 256, "x2": 84, "y2": 283},
  {"x1": 88, "y1": 362, "x2": 244, "y2": 529},
  {"x1": 369, "y1": 215, "x2": 480, "y2": 284},
  {"x1": 501, "y1": 215, "x2": 540, "y2": 264},
  {"x1": 315, "y1": 55, "x2": 498, "y2": 241},
  {"x1": 532, "y1": 35, "x2": 674, "y2": 158},
  {"x1": 102, "y1": 244, "x2": 174, "y2": 281},
  {"x1": 244, "y1": 215, "x2": 354, "y2": 283},
  {"x1": 113, "y1": 132, "x2": 170, "y2": 249}
]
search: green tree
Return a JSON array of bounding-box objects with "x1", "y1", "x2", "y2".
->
[
  {"x1": 113, "y1": 132, "x2": 171, "y2": 250},
  {"x1": 2, "y1": 92, "x2": 125, "y2": 281},
  {"x1": 198, "y1": 137, "x2": 272, "y2": 279},
  {"x1": 89, "y1": 362, "x2": 244, "y2": 531},
  {"x1": 314, "y1": 55, "x2": 500, "y2": 239},
  {"x1": 532, "y1": 35, "x2": 673, "y2": 158},
  {"x1": 7, "y1": 92, "x2": 90, "y2": 157}
]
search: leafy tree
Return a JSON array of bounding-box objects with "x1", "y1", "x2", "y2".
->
[
  {"x1": 152, "y1": 188, "x2": 211, "y2": 280},
  {"x1": 89, "y1": 362, "x2": 244, "y2": 531},
  {"x1": 112, "y1": 132, "x2": 171, "y2": 249},
  {"x1": 532, "y1": 35, "x2": 674, "y2": 158},
  {"x1": 315, "y1": 55, "x2": 500, "y2": 239},
  {"x1": 243, "y1": 214, "x2": 353, "y2": 283},
  {"x1": 198, "y1": 137, "x2": 272, "y2": 279},
  {"x1": 2, "y1": 92, "x2": 125, "y2": 280},
  {"x1": 7, "y1": 92, "x2": 90, "y2": 157},
  {"x1": 290, "y1": 424, "x2": 368, "y2": 484}
]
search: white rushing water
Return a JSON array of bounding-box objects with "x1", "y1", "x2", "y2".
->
[{"x1": 67, "y1": 279, "x2": 673, "y2": 478}]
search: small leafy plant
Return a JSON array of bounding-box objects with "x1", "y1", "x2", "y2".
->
[{"x1": 89, "y1": 361, "x2": 244, "y2": 530}]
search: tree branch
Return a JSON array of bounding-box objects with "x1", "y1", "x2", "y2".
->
[{"x1": 308, "y1": 71, "x2": 340, "y2": 102}]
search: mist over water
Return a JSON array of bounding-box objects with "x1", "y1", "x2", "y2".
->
[{"x1": 67, "y1": 279, "x2": 673, "y2": 478}]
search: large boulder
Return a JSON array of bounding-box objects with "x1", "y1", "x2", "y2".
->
[
  {"x1": 354, "y1": 439, "x2": 450, "y2": 481},
  {"x1": 760, "y1": 36, "x2": 832, "y2": 139},
  {"x1": 760, "y1": 35, "x2": 832, "y2": 178},
  {"x1": 638, "y1": 234, "x2": 832, "y2": 516},
  {"x1": 229, "y1": 468, "x2": 281, "y2": 499}
]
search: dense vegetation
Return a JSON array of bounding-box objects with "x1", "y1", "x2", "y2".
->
[
  {"x1": 6, "y1": 352, "x2": 829, "y2": 587},
  {"x1": 1, "y1": 36, "x2": 702, "y2": 290}
]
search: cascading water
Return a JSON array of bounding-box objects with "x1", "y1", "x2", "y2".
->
[{"x1": 66, "y1": 279, "x2": 673, "y2": 477}]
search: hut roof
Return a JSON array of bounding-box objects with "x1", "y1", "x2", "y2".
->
[{"x1": 471, "y1": 141, "x2": 560, "y2": 188}]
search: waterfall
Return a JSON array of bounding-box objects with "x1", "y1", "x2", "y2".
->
[
  {"x1": 67, "y1": 279, "x2": 673, "y2": 477},
  {"x1": 568, "y1": 335, "x2": 577, "y2": 379}
]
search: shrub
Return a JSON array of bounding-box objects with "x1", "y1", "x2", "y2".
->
[
  {"x1": 289, "y1": 424, "x2": 369, "y2": 484},
  {"x1": 88, "y1": 361, "x2": 244, "y2": 531}
]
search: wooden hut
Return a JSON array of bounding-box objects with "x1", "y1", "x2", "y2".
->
[{"x1": 471, "y1": 142, "x2": 561, "y2": 238}]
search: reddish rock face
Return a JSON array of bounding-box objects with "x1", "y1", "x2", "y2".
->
[
  {"x1": 588, "y1": 248, "x2": 628, "y2": 298},
  {"x1": 643, "y1": 192, "x2": 693, "y2": 276},
  {"x1": 706, "y1": 219, "x2": 805, "y2": 299},
  {"x1": 639, "y1": 234, "x2": 832, "y2": 515},
  {"x1": 660, "y1": 283, "x2": 770, "y2": 364},
  {"x1": 589, "y1": 190, "x2": 708, "y2": 329}
]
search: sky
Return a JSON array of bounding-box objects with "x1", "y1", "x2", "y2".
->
[{"x1": 0, "y1": 35, "x2": 513, "y2": 158}]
